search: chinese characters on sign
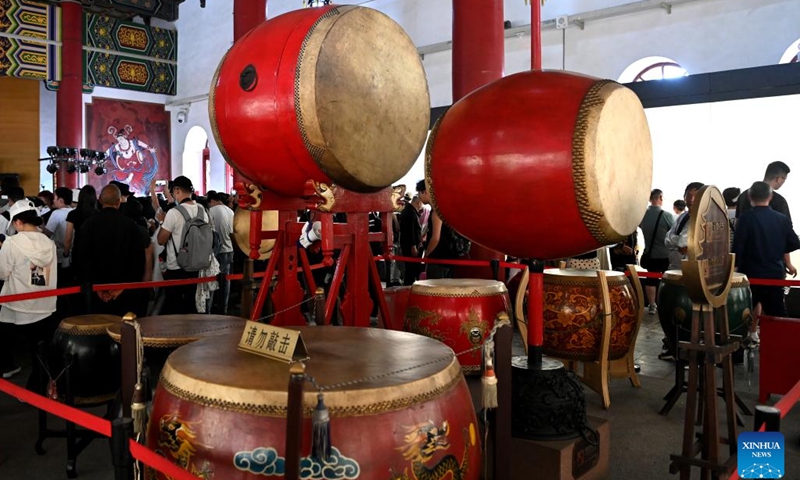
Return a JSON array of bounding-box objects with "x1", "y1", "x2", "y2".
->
[{"x1": 238, "y1": 321, "x2": 309, "y2": 363}]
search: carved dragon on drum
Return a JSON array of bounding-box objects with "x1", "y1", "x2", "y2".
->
[
  {"x1": 389, "y1": 420, "x2": 472, "y2": 480},
  {"x1": 152, "y1": 414, "x2": 213, "y2": 480}
]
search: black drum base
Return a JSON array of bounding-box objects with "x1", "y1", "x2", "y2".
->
[{"x1": 511, "y1": 356, "x2": 589, "y2": 441}]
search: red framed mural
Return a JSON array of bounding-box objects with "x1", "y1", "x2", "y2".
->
[{"x1": 85, "y1": 98, "x2": 171, "y2": 195}]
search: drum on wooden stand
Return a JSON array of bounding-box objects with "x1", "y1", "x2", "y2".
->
[
  {"x1": 657, "y1": 270, "x2": 752, "y2": 352},
  {"x1": 404, "y1": 279, "x2": 511, "y2": 374},
  {"x1": 542, "y1": 269, "x2": 639, "y2": 361},
  {"x1": 50, "y1": 314, "x2": 123, "y2": 402},
  {"x1": 146, "y1": 327, "x2": 481, "y2": 480},
  {"x1": 210, "y1": 5, "x2": 430, "y2": 198}
]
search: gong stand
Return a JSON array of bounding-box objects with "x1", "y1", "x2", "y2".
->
[
  {"x1": 669, "y1": 302, "x2": 739, "y2": 479},
  {"x1": 237, "y1": 181, "x2": 400, "y2": 327}
]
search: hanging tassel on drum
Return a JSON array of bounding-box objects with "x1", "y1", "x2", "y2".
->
[
  {"x1": 482, "y1": 339, "x2": 498, "y2": 410},
  {"x1": 312, "y1": 393, "x2": 331, "y2": 461},
  {"x1": 132, "y1": 383, "x2": 147, "y2": 437}
]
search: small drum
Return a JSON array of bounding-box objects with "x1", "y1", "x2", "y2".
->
[
  {"x1": 233, "y1": 209, "x2": 278, "y2": 260},
  {"x1": 50, "y1": 315, "x2": 123, "y2": 402},
  {"x1": 107, "y1": 314, "x2": 246, "y2": 380},
  {"x1": 426, "y1": 70, "x2": 652, "y2": 260},
  {"x1": 147, "y1": 328, "x2": 480, "y2": 480},
  {"x1": 210, "y1": 6, "x2": 429, "y2": 197},
  {"x1": 404, "y1": 279, "x2": 511, "y2": 374},
  {"x1": 657, "y1": 270, "x2": 752, "y2": 350},
  {"x1": 543, "y1": 269, "x2": 638, "y2": 361}
]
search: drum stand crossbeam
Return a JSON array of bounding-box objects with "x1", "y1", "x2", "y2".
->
[
  {"x1": 669, "y1": 303, "x2": 739, "y2": 480},
  {"x1": 238, "y1": 182, "x2": 401, "y2": 327}
]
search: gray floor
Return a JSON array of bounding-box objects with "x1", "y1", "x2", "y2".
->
[{"x1": 1, "y1": 311, "x2": 798, "y2": 479}]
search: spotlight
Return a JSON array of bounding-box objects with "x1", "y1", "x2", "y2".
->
[
  {"x1": 80, "y1": 148, "x2": 90, "y2": 158},
  {"x1": 67, "y1": 164, "x2": 77, "y2": 174},
  {"x1": 96, "y1": 151, "x2": 107, "y2": 161},
  {"x1": 46, "y1": 162, "x2": 59, "y2": 174},
  {"x1": 46, "y1": 146, "x2": 58, "y2": 157},
  {"x1": 94, "y1": 165, "x2": 108, "y2": 175},
  {"x1": 79, "y1": 164, "x2": 90, "y2": 174}
]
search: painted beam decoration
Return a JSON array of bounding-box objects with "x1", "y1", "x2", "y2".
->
[
  {"x1": 0, "y1": 0, "x2": 59, "y2": 80},
  {"x1": 84, "y1": 13, "x2": 176, "y2": 95}
]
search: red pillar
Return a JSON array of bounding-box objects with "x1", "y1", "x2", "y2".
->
[
  {"x1": 452, "y1": 0, "x2": 504, "y2": 102},
  {"x1": 451, "y1": 0, "x2": 506, "y2": 281},
  {"x1": 531, "y1": 0, "x2": 542, "y2": 70},
  {"x1": 55, "y1": 1, "x2": 82, "y2": 189},
  {"x1": 231, "y1": 0, "x2": 267, "y2": 189}
]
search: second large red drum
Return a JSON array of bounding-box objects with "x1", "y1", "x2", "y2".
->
[
  {"x1": 210, "y1": 6, "x2": 430, "y2": 197},
  {"x1": 426, "y1": 70, "x2": 652, "y2": 260}
]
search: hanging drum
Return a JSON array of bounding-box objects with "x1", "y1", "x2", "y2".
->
[
  {"x1": 657, "y1": 270, "x2": 752, "y2": 352},
  {"x1": 542, "y1": 269, "x2": 639, "y2": 361},
  {"x1": 210, "y1": 6, "x2": 430, "y2": 197},
  {"x1": 404, "y1": 279, "x2": 511, "y2": 374},
  {"x1": 147, "y1": 327, "x2": 480, "y2": 480},
  {"x1": 426, "y1": 70, "x2": 652, "y2": 260},
  {"x1": 50, "y1": 314, "x2": 123, "y2": 402},
  {"x1": 232, "y1": 209, "x2": 278, "y2": 260}
]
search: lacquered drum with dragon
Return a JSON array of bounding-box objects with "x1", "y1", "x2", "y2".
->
[{"x1": 146, "y1": 327, "x2": 481, "y2": 480}]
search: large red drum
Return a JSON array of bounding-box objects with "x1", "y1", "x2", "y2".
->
[
  {"x1": 210, "y1": 6, "x2": 430, "y2": 197},
  {"x1": 404, "y1": 279, "x2": 511, "y2": 374},
  {"x1": 426, "y1": 70, "x2": 652, "y2": 260},
  {"x1": 542, "y1": 269, "x2": 639, "y2": 361},
  {"x1": 147, "y1": 328, "x2": 480, "y2": 480}
]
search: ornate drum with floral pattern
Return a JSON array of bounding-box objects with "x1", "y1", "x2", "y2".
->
[
  {"x1": 657, "y1": 270, "x2": 752, "y2": 351},
  {"x1": 404, "y1": 279, "x2": 511, "y2": 374},
  {"x1": 543, "y1": 269, "x2": 638, "y2": 361},
  {"x1": 146, "y1": 327, "x2": 481, "y2": 480}
]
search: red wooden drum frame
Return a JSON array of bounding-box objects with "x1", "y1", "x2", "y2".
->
[
  {"x1": 210, "y1": 6, "x2": 430, "y2": 198},
  {"x1": 425, "y1": 70, "x2": 652, "y2": 260},
  {"x1": 146, "y1": 327, "x2": 480, "y2": 480},
  {"x1": 542, "y1": 269, "x2": 638, "y2": 361},
  {"x1": 404, "y1": 279, "x2": 511, "y2": 374}
]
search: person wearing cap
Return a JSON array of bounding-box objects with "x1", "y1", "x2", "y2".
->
[
  {"x1": 157, "y1": 175, "x2": 211, "y2": 314},
  {"x1": 1, "y1": 186, "x2": 26, "y2": 237},
  {"x1": 207, "y1": 191, "x2": 234, "y2": 314},
  {"x1": 0, "y1": 200, "x2": 58, "y2": 379}
]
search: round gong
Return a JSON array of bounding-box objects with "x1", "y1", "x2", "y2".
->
[
  {"x1": 426, "y1": 70, "x2": 652, "y2": 260},
  {"x1": 210, "y1": 6, "x2": 430, "y2": 197},
  {"x1": 232, "y1": 209, "x2": 278, "y2": 260},
  {"x1": 147, "y1": 327, "x2": 481, "y2": 480}
]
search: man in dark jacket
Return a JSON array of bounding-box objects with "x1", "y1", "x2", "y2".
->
[{"x1": 399, "y1": 195, "x2": 423, "y2": 285}]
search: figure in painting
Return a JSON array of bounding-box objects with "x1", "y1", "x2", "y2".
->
[{"x1": 105, "y1": 125, "x2": 159, "y2": 195}]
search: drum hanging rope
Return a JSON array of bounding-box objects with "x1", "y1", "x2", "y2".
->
[{"x1": 36, "y1": 353, "x2": 72, "y2": 401}]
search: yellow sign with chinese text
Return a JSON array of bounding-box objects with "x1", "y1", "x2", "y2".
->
[{"x1": 238, "y1": 321, "x2": 309, "y2": 363}]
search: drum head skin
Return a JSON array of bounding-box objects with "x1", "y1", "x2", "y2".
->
[{"x1": 410, "y1": 279, "x2": 508, "y2": 296}]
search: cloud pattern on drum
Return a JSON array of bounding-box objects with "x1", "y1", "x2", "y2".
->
[{"x1": 233, "y1": 446, "x2": 360, "y2": 479}]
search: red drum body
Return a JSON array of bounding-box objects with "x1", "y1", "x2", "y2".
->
[
  {"x1": 147, "y1": 328, "x2": 480, "y2": 480},
  {"x1": 404, "y1": 279, "x2": 511, "y2": 374},
  {"x1": 210, "y1": 6, "x2": 430, "y2": 197},
  {"x1": 426, "y1": 70, "x2": 652, "y2": 260},
  {"x1": 543, "y1": 269, "x2": 638, "y2": 361}
]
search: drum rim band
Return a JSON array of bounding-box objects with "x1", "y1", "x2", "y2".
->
[
  {"x1": 107, "y1": 323, "x2": 245, "y2": 348},
  {"x1": 544, "y1": 275, "x2": 630, "y2": 287},
  {"x1": 159, "y1": 356, "x2": 464, "y2": 418}
]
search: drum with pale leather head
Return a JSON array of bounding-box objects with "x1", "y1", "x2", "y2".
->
[
  {"x1": 404, "y1": 279, "x2": 511, "y2": 374},
  {"x1": 542, "y1": 269, "x2": 639, "y2": 361},
  {"x1": 210, "y1": 6, "x2": 430, "y2": 197},
  {"x1": 50, "y1": 314, "x2": 123, "y2": 402},
  {"x1": 146, "y1": 327, "x2": 480, "y2": 480}
]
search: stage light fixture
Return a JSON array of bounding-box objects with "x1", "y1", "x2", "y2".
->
[
  {"x1": 79, "y1": 164, "x2": 90, "y2": 174},
  {"x1": 46, "y1": 162, "x2": 59, "y2": 174},
  {"x1": 67, "y1": 164, "x2": 77, "y2": 174},
  {"x1": 46, "y1": 146, "x2": 58, "y2": 157},
  {"x1": 94, "y1": 165, "x2": 108, "y2": 175}
]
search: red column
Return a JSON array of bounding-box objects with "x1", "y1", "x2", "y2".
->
[
  {"x1": 231, "y1": 0, "x2": 267, "y2": 189},
  {"x1": 452, "y1": 0, "x2": 504, "y2": 102},
  {"x1": 531, "y1": 0, "x2": 542, "y2": 70},
  {"x1": 56, "y1": 1, "x2": 82, "y2": 189}
]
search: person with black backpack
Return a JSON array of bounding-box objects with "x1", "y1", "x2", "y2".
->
[
  {"x1": 417, "y1": 179, "x2": 470, "y2": 279},
  {"x1": 156, "y1": 176, "x2": 214, "y2": 314}
]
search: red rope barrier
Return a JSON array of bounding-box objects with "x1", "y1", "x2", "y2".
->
[
  {"x1": 130, "y1": 442, "x2": 202, "y2": 480},
  {"x1": 0, "y1": 378, "x2": 111, "y2": 437},
  {"x1": 93, "y1": 276, "x2": 217, "y2": 292},
  {"x1": 0, "y1": 286, "x2": 80, "y2": 304}
]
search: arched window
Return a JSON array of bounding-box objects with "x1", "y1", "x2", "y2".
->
[
  {"x1": 305, "y1": 0, "x2": 332, "y2": 7},
  {"x1": 779, "y1": 39, "x2": 800, "y2": 64},
  {"x1": 182, "y1": 126, "x2": 209, "y2": 195},
  {"x1": 618, "y1": 56, "x2": 688, "y2": 83}
]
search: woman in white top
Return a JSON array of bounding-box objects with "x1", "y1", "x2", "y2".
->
[{"x1": 0, "y1": 200, "x2": 58, "y2": 380}]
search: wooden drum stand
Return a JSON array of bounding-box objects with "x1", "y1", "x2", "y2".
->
[{"x1": 236, "y1": 180, "x2": 404, "y2": 328}]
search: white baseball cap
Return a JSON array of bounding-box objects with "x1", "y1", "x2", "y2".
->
[{"x1": 8, "y1": 199, "x2": 37, "y2": 221}]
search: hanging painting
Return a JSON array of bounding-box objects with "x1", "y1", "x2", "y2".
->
[{"x1": 85, "y1": 98, "x2": 171, "y2": 195}]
